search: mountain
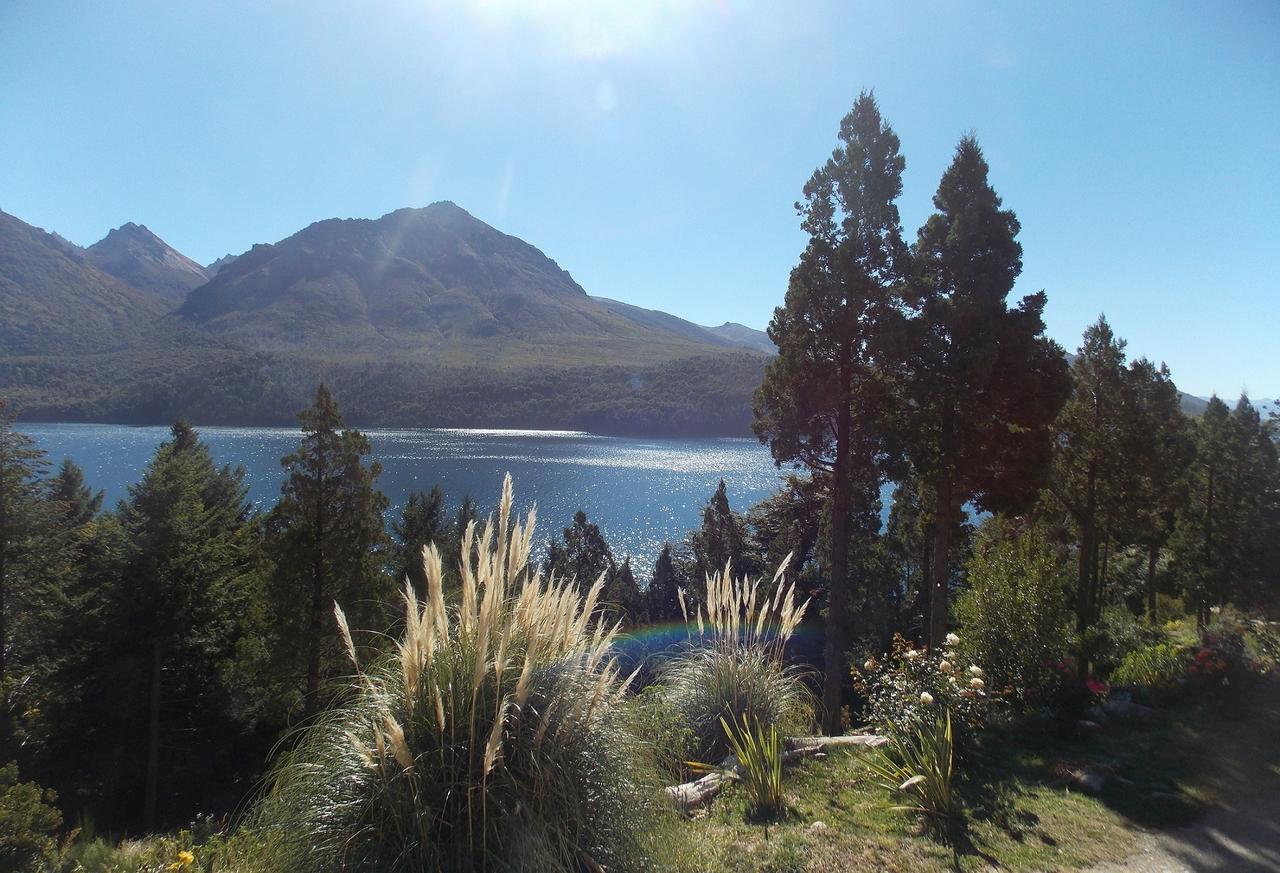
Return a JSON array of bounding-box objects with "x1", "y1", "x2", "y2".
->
[
  {"x1": 179, "y1": 203, "x2": 731, "y2": 366},
  {"x1": 0, "y1": 209, "x2": 172, "y2": 355},
  {"x1": 591, "y1": 296, "x2": 740, "y2": 348},
  {"x1": 206, "y1": 253, "x2": 238, "y2": 275},
  {"x1": 85, "y1": 222, "x2": 209, "y2": 305},
  {"x1": 702, "y1": 322, "x2": 774, "y2": 353},
  {"x1": 1, "y1": 203, "x2": 769, "y2": 436}
]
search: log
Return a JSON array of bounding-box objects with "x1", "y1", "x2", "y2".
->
[{"x1": 664, "y1": 734, "x2": 886, "y2": 814}]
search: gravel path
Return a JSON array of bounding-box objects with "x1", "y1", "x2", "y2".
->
[{"x1": 1090, "y1": 681, "x2": 1280, "y2": 872}]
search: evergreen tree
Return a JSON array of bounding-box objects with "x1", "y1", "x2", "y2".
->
[
  {"x1": 391, "y1": 485, "x2": 451, "y2": 598},
  {"x1": 546, "y1": 510, "x2": 616, "y2": 586},
  {"x1": 1045, "y1": 317, "x2": 1135, "y2": 633},
  {"x1": 268, "y1": 385, "x2": 390, "y2": 718},
  {"x1": 753, "y1": 92, "x2": 910, "y2": 731},
  {"x1": 107, "y1": 420, "x2": 259, "y2": 830},
  {"x1": 1120, "y1": 359, "x2": 1194, "y2": 620},
  {"x1": 689, "y1": 480, "x2": 752, "y2": 583},
  {"x1": 905, "y1": 137, "x2": 1070, "y2": 647},
  {"x1": 646, "y1": 543, "x2": 684, "y2": 623},
  {"x1": 47, "y1": 458, "x2": 102, "y2": 528},
  {"x1": 601, "y1": 556, "x2": 645, "y2": 627},
  {"x1": 0, "y1": 400, "x2": 50, "y2": 682}
]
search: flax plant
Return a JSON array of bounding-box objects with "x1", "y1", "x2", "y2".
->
[
  {"x1": 863, "y1": 707, "x2": 956, "y2": 839},
  {"x1": 246, "y1": 474, "x2": 658, "y2": 873},
  {"x1": 720, "y1": 714, "x2": 785, "y2": 817},
  {"x1": 658, "y1": 557, "x2": 813, "y2": 763}
]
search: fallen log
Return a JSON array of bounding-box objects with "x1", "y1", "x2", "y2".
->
[{"x1": 664, "y1": 734, "x2": 886, "y2": 814}]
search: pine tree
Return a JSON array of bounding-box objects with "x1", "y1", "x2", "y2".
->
[
  {"x1": 689, "y1": 480, "x2": 750, "y2": 582},
  {"x1": 753, "y1": 92, "x2": 910, "y2": 731},
  {"x1": 391, "y1": 485, "x2": 451, "y2": 598},
  {"x1": 0, "y1": 399, "x2": 50, "y2": 682},
  {"x1": 1045, "y1": 317, "x2": 1135, "y2": 632},
  {"x1": 905, "y1": 136, "x2": 1070, "y2": 647},
  {"x1": 546, "y1": 510, "x2": 616, "y2": 586},
  {"x1": 268, "y1": 385, "x2": 390, "y2": 718},
  {"x1": 646, "y1": 543, "x2": 684, "y2": 623},
  {"x1": 110, "y1": 420, "x2": 258, "y2": 830}
]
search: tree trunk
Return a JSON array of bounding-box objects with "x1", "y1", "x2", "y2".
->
[
  {"x1": 1145, "y1": 541, "x2": 1159, "y2": 623},
  {"x1": 926, "y1": 476, "x2": 956, "y2": 649},
  {"x1": 144, "y1": 638, "x2": 163, "y2": 832},
  {"x1": 304, "y1": 486, "x2": 327, "y2": 719},
  {"x1": 1199, "y1": 465, "x2": 1214, "y2": 631},
  {"x1": 821, "y1": 374, "x2": 852, "y2": 735},
  {"x1": 1076, "y1": 460, "x2": 1098, "y2": 633}
]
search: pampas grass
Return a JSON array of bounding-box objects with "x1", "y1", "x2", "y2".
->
[
  {"x1": 658, "y1": 558, "x2": 813, "y2": 764},
  {"x1": 245, "y1": 474, "x2": 659, "y2": 873}
]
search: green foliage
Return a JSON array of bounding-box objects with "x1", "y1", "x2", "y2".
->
[
  {"x1": 390, "y1": 485, "x2": 453, "y2": 599},
  {"x1": 546, "y1": 510, "x2": 644, "y2": 626},
  {"x1": 656, "y1": 561, "x2": 812, "y2": 763},
  {"x1": 1110, "y1": 643, "x2": 1188, "y2": 689},
  {"x1": 246, "y1": 476, "x2": 659, "y2": 873},
  {"x1": 1079, "y1": 606, "x2": 1167, "y2": 677},
  {"x1": 953, "y1": 519, "x2": 1072, "y2": 699},
  {"x1": 862, "y1": 708, "x2": 955, "y2": 839},
  {"x1": 267, "y1": 385, "x2": 391, "y2": 717},
  {"x1": 905, "y1": 135, "x2": 1071, "y2": 647},
  {"x1": 720, "y1": 714, "x2": 784, "y2": 817},
  {"x1": 0, "y1": 763, "x2": 60, "y2": 873},
  {"x1": 851, "y1": 634, "x2": 989, "y2": 749},
  {"x1": 752, "y1": 91, "x2": 911, "y2": 732},
  {"x1": 645, "y1": 543, "x2": 684, "y2": 623}
]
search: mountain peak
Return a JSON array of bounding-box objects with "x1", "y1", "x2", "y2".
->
[{"x1": 86, "y1": 221, "x2": 208, "y2": 305}]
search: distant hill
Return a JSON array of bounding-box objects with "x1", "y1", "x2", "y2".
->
[
  {"x1": 702, "y1": 322, "x2": 774, "y2": 353},
  {"x1": 0, "y1": 209, "x2": 171, "y2": 355},
  {"x1": 0, "y1": 203, "x2": 770, "y2": 436},
  {"x1": 180, "y1": 203, "x2": 734, "y2": 366},
  {"x1": 85, "y1": 223, "x2": 209, "y2": 306}
]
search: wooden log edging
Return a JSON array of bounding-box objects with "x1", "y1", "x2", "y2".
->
[{"x1": 663, "y1": 734, "x2": 887, "y2": 814}]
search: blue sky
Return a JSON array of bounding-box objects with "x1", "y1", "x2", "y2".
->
[{"x1": 2, "y1": 1, "x2": 1276, "y2": 399}]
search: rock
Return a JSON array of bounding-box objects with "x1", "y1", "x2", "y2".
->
[
  {"x1": 1102, "y1": 699, "x2": 1154, "y2": 719},
  {"x1": 1077, "y1": 719, "x2": 1104, "y2": 733},
  {"x1": 809, "y1": 821, "x2": 828, "y2": 831},
  {"x1": 1086, "y1": 705, "x2": 1109, "y2": 723},
  {"x1": 1072, "y1": 771, "x2": 1107, "y2": 794}
]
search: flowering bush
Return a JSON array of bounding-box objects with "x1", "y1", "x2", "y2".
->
[
  {"x1": 851, "y1": 634, "x2": 990, "y2": 748},
  {"x1": 1110, "y1": 643, "x2": 1188, "y2": 691}
]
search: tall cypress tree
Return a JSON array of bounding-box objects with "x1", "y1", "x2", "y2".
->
[
  {"x1": 905, "y1": 136, "x2": 1070, "y2": 647},
  {"x1": 646, "y1": 543, "x2": 683, "y2": 623},
  {"x1": 753, "y1": 92, "x2": 910, "y2": 731},
  {"x1": 268, "y1": 385, "x2": 390, "y2": 718}
]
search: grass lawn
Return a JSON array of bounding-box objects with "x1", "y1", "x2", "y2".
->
[{"x1": 653, "y1": 688, "x2": 1270, "y2": 873}]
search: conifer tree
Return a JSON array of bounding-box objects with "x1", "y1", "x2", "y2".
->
[
  {"x1": 391, "y1": 485, "x2": 450, "y2": 597},
  {"x1": 646, "y1": 543, "x2": 683, "y2": 623},
  {"x1": 905, "y1": 137, "x2": 1070, "y2": 647},
  {"x1": 112, "y1": 420, "x2": 258, "y2": 830},
  {"x1": 753, "y1": 92, "x2": 910, "y2": 731},
  {"x1": 268, "y1": 385, "x2": 390, "y2": 718},
  {"x1": 0, "y1": 400, "x2": 49, "y2": 682},
  {"x1": 690, "y1": 480, "x2": 751, "y2": 581}
]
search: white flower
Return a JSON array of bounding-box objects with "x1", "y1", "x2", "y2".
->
[
  {"x1": 939, "y1": 660, "x2": 953, "y2": 673},
  {"x1": 919, "y1": 691, "x2": 934, "y2": 705},
  {"x1": 905, "y1": 649, "x2": 922, "y2": 660},
  {"x1": 945, "y1": 633, "x2": 960, "y2": 646},
  {"x1": 864, "y1": 659, "x2": 876, "y2": 671},
  {"x1": 969, "y1": 665, "x2": 984, "y2": 678},
  {"x1": 970, "y1": 677, "x2": 985, "y2": 689}
]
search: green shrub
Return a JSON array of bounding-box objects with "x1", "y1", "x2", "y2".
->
[
  {"x1": 655, "y1": 558, "x2": 812, "y2": 763},
  {"x1": 863, "y1": 708, "x2": 956, "y2": 840},
  {"x1": 1111, "y1": 642, "x2": 1188, "y2": 689},
  {"x1": 851, "y1": 634, "x2": 989, "y2": 749},
  {"x1": 953, "y1": 519, "x2": 1073, "y2": 701},
  {"x1": 244, "y1": 475, "x2": 660, "y2": 873},
  {"x1": 1081, "y1": 606, "x2": 1168, "y2": 676},
  {"x1": 0, "y1": 763, "x2": 61, "y2": 873},
  {"x1": 720, "y1": 714, "x2": 784, "y2": 818}
]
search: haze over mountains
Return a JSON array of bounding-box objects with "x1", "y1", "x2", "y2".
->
[{"x1": 0, "y1": 203, "x2": 770, "y2": 435}]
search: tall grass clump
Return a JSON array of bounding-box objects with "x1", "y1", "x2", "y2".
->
[
  {"x1": 245, "y1": 474, "x2": 658, "y2": 873},
  {"x1": 720, "y1": 714, "x2": 784, "y2": 817},
  {"x1": 863, "y1": 708, "x2": 956, "y2": 839},
  {"x1": 656, "y1": 557, "x2": 812, "y2": 763}
]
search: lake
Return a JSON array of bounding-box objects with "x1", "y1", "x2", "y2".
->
[{"x1": 23, "y1": 423, "x2": 790, "y2": 571}]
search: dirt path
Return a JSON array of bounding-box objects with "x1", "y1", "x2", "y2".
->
[{"x1": 1091, "y1": 681, "x2": 1280, "y2": 872}]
